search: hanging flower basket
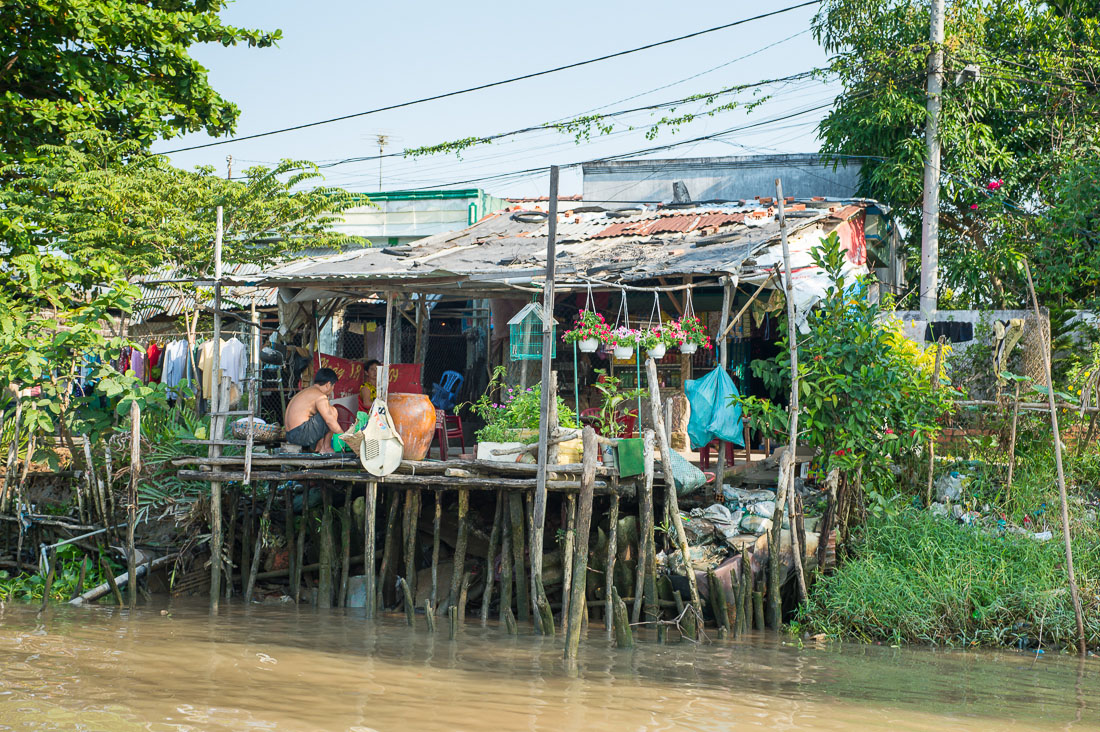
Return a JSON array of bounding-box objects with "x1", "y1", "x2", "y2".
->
[
  {"x1": 563, "y1": 310, "x2": 609, "y2": 352},
  {"x1": 647, "y1": 343, "x2": 667, "y2": 359},
  {"x1": 613, "y1": 344, "x2": 635, "y2": 360},
  {"x1": 638, "y1": 323, "x2": 675, "y2": 361},
  {"x1": 670, "y1": 315, "x2": 711, "y2": 355},
  {"x1": 578, "y1": 337, "x2": 600, "y2": 353},
  {"x1": 607, "y1": 325, "x2": 641, "y2": 360}
]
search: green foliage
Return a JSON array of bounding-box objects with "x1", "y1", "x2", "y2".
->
[
  {"x1": 813, "y1": 0, "x2": 1100, "y2": 310},
  {"x1": 1, "y1": 133, "x2": 368, "y2": 284},
  {"x1": 802, "y1": 509, "x2": 1100, "y2": 649},
  {"x1": 463, "y1": 366, "x2": 578, "y2": 443},
  {"x1": 0, "y1": 0, "x2": 280, "y2": 163},
  {"x1": 738, "y1": 232, "x2": 954, "y2": 506},
  {"x1": 0, "y1": 545, "x2": 118, "y2": 602},
  {"x1": 590, "y1": 370, "x2": 645, "y2": 438}
]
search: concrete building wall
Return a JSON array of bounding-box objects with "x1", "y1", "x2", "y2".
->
[
  {"x1": 331, "y1": 189, "x2": 507, "y2": 247},
  {"x1": 582, "y1": 154, "x2": 862, "y2": 206}
]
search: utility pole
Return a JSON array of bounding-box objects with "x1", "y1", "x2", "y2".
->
[
  {"x1": 226, "y1": 154, "x2": 233, "y2": 181},
  {"x1": 376, "y1": 134, "x2": 389, "y2": 191},
  {"x1": 919, "y1": 0, "x2": 946, "y2": 320}
]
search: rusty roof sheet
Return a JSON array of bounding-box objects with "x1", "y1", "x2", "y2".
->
[{"x1": 592, "y1": 212, "x2": 746, "y2": 239}]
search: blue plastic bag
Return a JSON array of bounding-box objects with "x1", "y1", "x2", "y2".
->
[{"x1": 685, "y1": 367, "x2": 744, "y2": 450}]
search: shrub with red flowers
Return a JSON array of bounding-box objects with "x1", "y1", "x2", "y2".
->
[
  {"x1": 736, "y1": 232, "x2": 955, "y2": 514},
  {"x1": 562, "y1": 310, "x2": 610, "y2": 344}
]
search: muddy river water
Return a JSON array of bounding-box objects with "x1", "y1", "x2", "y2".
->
[{"x1": 0, "y1": 600, "x2": 1096, "y2": 731}]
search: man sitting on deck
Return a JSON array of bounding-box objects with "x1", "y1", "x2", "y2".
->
[{"x1": 285, "y1": 368, "x2": 344, "y2": 453}]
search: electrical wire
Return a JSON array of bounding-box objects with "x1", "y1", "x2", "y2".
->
[{"x1": 157, "y1": 2, "x2": 822, "y2": 154}]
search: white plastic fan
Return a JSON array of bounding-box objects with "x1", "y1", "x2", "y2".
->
[{"x1": 358, "y1": 398, "x2": 403, "y2": 476}]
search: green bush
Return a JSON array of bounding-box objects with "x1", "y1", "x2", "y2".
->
[{"x1": 801, "y1": 509, "x2": 1100, "y2": 649}]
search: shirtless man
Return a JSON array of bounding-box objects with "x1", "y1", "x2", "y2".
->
[{"x1": 285, "y1": 368, "x2": 344, "y2": 452}]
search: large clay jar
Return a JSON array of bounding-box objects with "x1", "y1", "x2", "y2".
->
[{"x1": 386, "y1": 392, "x2": 437, "y2": 461}]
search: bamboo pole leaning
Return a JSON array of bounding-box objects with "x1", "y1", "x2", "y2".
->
[
  {"x1": 1023, "y1": 261, "x2": 1086, "y2": 656},
  {"x1": 564, "y1": 427, "x2": 598, "y2": 661},
  {"x1": 127, "y1": 401, "x2": 140, "y2": 609}
]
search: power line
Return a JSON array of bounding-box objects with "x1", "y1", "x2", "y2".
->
[{"x1": 157, "y1": 2, "x2": 822, "y2": 155}]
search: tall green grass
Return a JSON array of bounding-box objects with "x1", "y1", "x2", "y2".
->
[{"x1": 802, "y1": 509, "x2": 1100, "y2": 649}]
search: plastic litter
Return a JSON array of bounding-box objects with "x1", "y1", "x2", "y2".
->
[{"x1": 685, "y1": 367, "x2": 745, "y2": 450}]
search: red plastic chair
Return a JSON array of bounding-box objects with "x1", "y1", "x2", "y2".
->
[
  {"x1": 697, "y1": 439, "x2": 736, "y2": 470},
  {"x1": 615, "y1": 410, "x2": 638, "y2": 438},
  {"x1": 433, "y1": 414, "x2": 466, "y2": 460},
  {"x1": 580, "y1": 408, "x2": 601, "y2": 431}
]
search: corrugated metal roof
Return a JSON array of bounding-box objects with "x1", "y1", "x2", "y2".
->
[
  {"x1": 237, "y1": 199, "x2": 872, "y2": 293},
  {"x1": 132, "y1": 263, "x2": 277, "y2": 324}
]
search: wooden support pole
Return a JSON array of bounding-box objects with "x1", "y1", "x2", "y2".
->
[
  {"x1": 611, "y1": 587, "x2": 633, "y2": 648},
  {"x1": 604, "y1": 492, "x2": 620, "y2": 634},
  {"x1": 378, "y1": 489, "x2": 401, "y2": 612},
  {"x1": 458, "y1": 571, "x2": 471, "y2": 625},
  {"x1": 318, "y1": 485, "x2": 334, "y2": 609},
  {"x1": 644, "y1": 358, "x2": 702, "y2": 617},
  {"x1": 127, "y1": 401, "x2": 140, "y2": 609},
  {"x1": 713, "y1": 275, "x2": 734, "y2": 497},
  {"x1": 559, "y1": 494, "x2": 576, "y2": 635},
  {"x1": 1024, "y1": 261, "x2": 1086, "y2": 656},
  {"x1": 424, "y1": 599, "x2": 436, "y2": 633},
  {"x1": 480, "y1": 490, "x2": 503, "y2": 623},
  {"x1": 707, "y1": 569, "x2": 729, "y2": 633},
  {"x1": 293, "y1": 487, "x2": 308, "y2": 604},
  {"x1": 564, "y1": 426, "x2": 597, "y2": 661},
  {"x1": 244, "y1": 485, "x2": 275, "y2": 604},
  {"x1": 742, "y1": 544, "x2": 754, "y2": 634},
  {"x1": 402, "y1": 488, "x2": 420, "y2": 608},
  {"x1": 508, "y1": 492, "x2": 529, "y2": 621},
  {"x1": 531, "y1": 166, "x2": 560, "y2": 627},
  {"x1": 449, "y1": 606, "x2": 458, "y2": 640},
  {"x1": 448, "y1": 490, "x2": 469, "y2": 610},
  {"x1": 503, "y1": 606, "x2": 518, "y2": 635},
  {"x1": 397, "y1": 577, "x2": 415, "y2": 626},
  {"x1": 642, "y1": 431, "x2": 659, "y2": 625},
  {"x1": 500, "y1": 508, "x2": 514, "y2": 623},
  {"x1": 208, "y1": 206, "x2": 224, "y2": 611},
  {"x1": 363, "y1": 481, "x2": 377, "y2": 619},
  {"x1": 337, "y1": 488, "x2": 352, "y2": 607},
  {"x1": 431, "y1": 491, "x2": 442, "y2": 608}
]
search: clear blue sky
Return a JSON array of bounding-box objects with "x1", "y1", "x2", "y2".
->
[{"x1": 156, "y1": 0, "x2": 836, "y2": 198}]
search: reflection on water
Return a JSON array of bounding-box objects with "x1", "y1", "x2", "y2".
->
[{"x1": 0, "y1": 600, "x2": 1096, "y2": 731}]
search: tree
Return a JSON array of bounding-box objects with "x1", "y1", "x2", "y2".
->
[
  {"x1": 0, "y1": 0, "x2": 279, "y2": 163},
  {"x1": 0, "y1": 133, "x2": 368, "y2": 292},
  {"x1": 813, "y1": 0, "x2": 1100, "y2": 310},
  {"x1": 738, "y1": 232, "x2": 955, "y2": 511}
]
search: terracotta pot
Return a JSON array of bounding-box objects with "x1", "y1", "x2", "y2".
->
[{"x1": 386, "y1": 392, "x2": 437, "y2": 461}]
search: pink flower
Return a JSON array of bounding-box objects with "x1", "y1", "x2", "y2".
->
[
  {"x1": 970, "y1": 204, "x2": 979, "y2": 210},
  {"x1": 987, "y1": 179, "x2": 1003, "y2": 191},
  {"x1": 885, "y1": 428, "x2": 894, "y2": 434}
]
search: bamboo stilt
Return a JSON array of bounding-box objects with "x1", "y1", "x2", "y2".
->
[
  {"x1": 338, "y1": 488, "x2": 352, "y2": 607},
  {"x1": 397, "y1": 576, "x2": 414, "y2": 626},
  {"x1": 741, "y1": 544, "x2": 753, "y2": 635},
  {"x1": 611, "y1": 587, "x2": 633, "y2": 648},
  {"x1": 293, "y1": 488, "x2": 308, "y2": 604},
  {"x1": 364, "y1": 481, "x2": 377, "y2": 619},
  {"x1": 753, "y1": 591, "x2": 765, "y2": 631},
  {"x1": 560, "y1": 494, "x2": 576, "y2": 634},
  {"x1": 604, "y1": 492, "x2": 620, "y2": 634},
  {"x1": 537, "y1": 595, "x2": 555, "y2": 637},
  {"x1": 641, "y1": 430, "x2": 658, "y2": 624},
  {"x1": 448, "y1": 490, "x2": 469, "y2": 610},
  {"x1": 430, "y1": 491, "x2": 442, "y2": 607},
  {"x1": 449, "y1": 606, "x2": 458, "y2": 640},
  {"x1": 225, "y1": 486, "x2": 239, "y2": 601},
  {"x1": 500, "y1": 511, "x2": 514, "y2": 623},
  {"x1": 378, "y1": 489, "x2": 401, "y2": 612},
  {"x1": 480, "y1": 490, "x2": 504, "y2": 623},
  {"x1": 458, "y1": 571, "x2": 471, "y2": 625},
  {"x1": 425, "y1": 599, "x2": 436, "y2": 633},
  {"x1": 72, "y1": 555, "x2": 89, "y2": 601},
  {"x1": 100, "y1": 556, "x2": 124, "y2": 606},
  {"x1": 564, "y1": 426, "x2": 597, "y2": 661},
  {"x1": 244, "y1": 486, "x2": 275, "y2": 604},
  {"x1": 402, "y1": 489, "x2": 420, "y2": 607},
  {"x1": 707, "y1": 569, "x2": 728, "y2": 633},
  {"x1": 508, "y1": 493, "x2": 529, "y2": 621},
  {"x1": 284, "y1": 486, "x2": 296, "y2": 603},
  {"x1": 318, "y1": 485, "x2": 334, "y2": 609},
  {"x1": 644, "y1": 359, "x2": 702, "y2": 617},
  {"x1": 503, "y1": 606, "x2": 517, "y2": 635}
]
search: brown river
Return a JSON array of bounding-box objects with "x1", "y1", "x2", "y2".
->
[{"x1": 0, "y1": 600, "x2": 1096, "y2": 731}]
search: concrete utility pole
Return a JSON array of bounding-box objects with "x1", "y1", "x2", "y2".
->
[{"x1": 919, "y1": 0, "x2": 946, "y2": 320}]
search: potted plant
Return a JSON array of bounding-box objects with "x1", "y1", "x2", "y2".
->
[
  {"x1": 463, "y1": 366, "x2": 579, "y2": 462},
  {"x1": 671, "y1": 315, "x2": 711, "y2": 355},
  {"x1": 562, "y1": 311, "x2": 608, "y2": 353},
  {"x1": 606, "y1": 326, "x2": 641, "y2": 360},
  {"x1": 638, "y1": 326, "x2": 675, "y2": 360},
  {"x1": 591, "y1": 370, "x2": 645, "y2": 463}
]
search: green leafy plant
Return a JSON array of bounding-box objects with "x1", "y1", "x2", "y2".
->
[
  {"x1": 463, "y1": 366, "x2": 577, "y2": 443},
  {"x1": 738, "y1": 232, "x2": 955, "y2": 507},
  {"x1": 590, "y1": 370, "x2": 645, "y2": 438}
]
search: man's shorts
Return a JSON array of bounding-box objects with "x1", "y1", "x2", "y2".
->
[{"x1": 285, "y1": 411, "x2": 328, "y2": 449}]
